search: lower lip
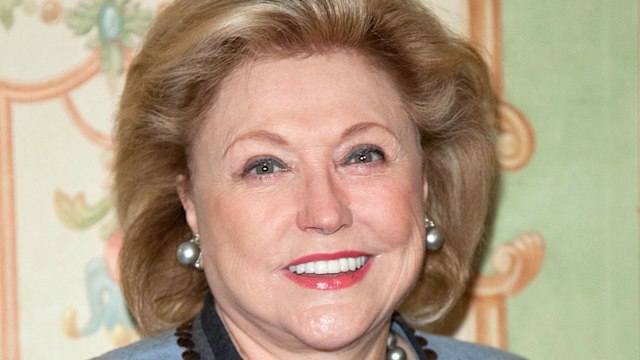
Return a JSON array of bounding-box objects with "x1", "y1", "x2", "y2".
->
[{"x1": 283, "y1": 259, "x2": 373, "y2": 290}]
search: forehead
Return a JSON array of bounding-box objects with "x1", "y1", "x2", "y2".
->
[{"x1": 202, "y1": 51, "x2": 414, "y2": 146}]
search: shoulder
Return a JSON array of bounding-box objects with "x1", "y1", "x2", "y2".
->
[
  {"x1": 91, "y1": 330, "x2": 182, "y2": 360},
  {"x1": 416, "y1": 331, "x2": 526, "y2": 360}
]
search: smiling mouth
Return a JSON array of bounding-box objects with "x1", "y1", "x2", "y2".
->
[{"x1": 288, "y1": 256, "x2": 369, "y2": 275}]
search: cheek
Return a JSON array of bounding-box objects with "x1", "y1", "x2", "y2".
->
[
  {"x1": 350, "y1": 174, "x2": 424, "y2": 246},
  {"x1": 199, "y1": 189, "x2": 292, "y2": 265}
]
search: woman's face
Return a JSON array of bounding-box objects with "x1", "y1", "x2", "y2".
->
[{"x1": 179, "y1": 51, "x2": 427, "y2": 354}]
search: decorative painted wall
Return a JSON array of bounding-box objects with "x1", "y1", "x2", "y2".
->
[
  {"x1": 495, "y1": 1, "x2": 639, "y2": 358},
  {"x1": 0, "y1": 0, "x2": 637, "y2": 359}
]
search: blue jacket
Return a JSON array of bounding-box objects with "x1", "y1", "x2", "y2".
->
[
  {"x1": 95, "y1": 329, "x2": 524, "y2": 359},
  {"x1": 95, "y1": 296, "x2": 524, "y2": 359}
]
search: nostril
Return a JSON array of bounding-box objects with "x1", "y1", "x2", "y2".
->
[
  {"x1": 296, "y1": 174, "x2": 353, "y2": 234},
  {"x1": 296, "y1": 196, "x2": 352, "y2": 234}
]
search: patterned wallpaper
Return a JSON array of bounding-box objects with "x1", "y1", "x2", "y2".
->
[
  {"x1": 0, "y1": 1, "x2": 160, "y2": 358},
  {"x1": 0, "y1": 0, "x2": 637, "y2": 359}
]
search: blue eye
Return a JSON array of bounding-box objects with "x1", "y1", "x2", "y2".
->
[
  {"x1": 345, "y1": 146, "x2": 385, "y2": 164},
  {"x1": 244, "y1": 157, "x2": 287, "y2": 176}
]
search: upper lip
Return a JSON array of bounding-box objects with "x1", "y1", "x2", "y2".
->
[{"x1": 285, "y1": 250, "x2": 371, "y2": 268}]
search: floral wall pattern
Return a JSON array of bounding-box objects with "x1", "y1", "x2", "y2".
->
[
  {"x1": 1, "y1": 0, "x2": 637, "y2": 359},
  {"x1": 0, "y1": 1, "x2": 161, "y2": 358}
]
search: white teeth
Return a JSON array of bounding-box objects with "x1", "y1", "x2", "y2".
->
[
  {"x1": 348, "y1": 258, "x2": 356, "y2": 271},
  {"x1": 289, "y1": 256, "x2": 368, "y2": 275},
  {"x1": 327, "y1": 260, "x2": 340, "y2": 274},
  {"x1": 339, "y1": 258, "x2": 349, "y2": 272},
  {"x1": 315, "y1": 261, "x2": 328, "y2": 274}
]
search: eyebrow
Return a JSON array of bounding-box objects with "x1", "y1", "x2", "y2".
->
[
  {"x1": 223, "y1": 121, "x2": 398, "y2": 158},
  {"x1": 223, "y1": 129, "x2": 288, "y2": 158},
  {"x1": 341, "y1": 122, "x2": 399, "y2": 142}
]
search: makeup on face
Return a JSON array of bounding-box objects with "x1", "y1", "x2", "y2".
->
[
  {"x1": 283, "y1": 251, "x2": 374, "y2": 290},
  {"x1": 183, "y1": 52, "x2": 426, "y2": 352}
]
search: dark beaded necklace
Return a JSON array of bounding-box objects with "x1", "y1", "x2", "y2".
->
[
  {"x1": 175, "y1": 321, "x2": 438, "y2": 360},
  {"x1": 175, "y1": 322, "x2": 200, "y2": 360}
]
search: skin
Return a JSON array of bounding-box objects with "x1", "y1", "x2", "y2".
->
[{"x1": 178, "y1": 51, "x2": 427, "y2": 360}]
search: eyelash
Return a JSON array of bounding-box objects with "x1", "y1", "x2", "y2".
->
[
  {"x1": 240, "y1": 145, "x2": 385, "y2": 179},
  {"x1": 343, "y1": 145, "x2": 385, "y2": 165},
  {"x1": 242, "y1": 157, "x2": 288, "y2": 178}
]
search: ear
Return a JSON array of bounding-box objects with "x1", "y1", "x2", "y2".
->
[
  {"x1": 176, "y1": 174, "x2": 198, "y2": 234},
  {"x1": 422, "y1": 168, "x2": 429, "y2": 205},
  {"x1": 422, "y1": 171, "x2": 429, "y2": 214},
  {"x1": 422, "y1": 181, "x2": 429, "y2": 204}
]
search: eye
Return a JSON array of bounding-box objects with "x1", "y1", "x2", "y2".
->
[
  {"x1": 344, "y1": 146, "x2": 385, "y2": 165},
  {"x1": 243, "y1": 157, "x2": 287, "y2": 176}
]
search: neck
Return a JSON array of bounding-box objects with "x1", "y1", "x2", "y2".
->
[
  {"x1": 214, "y1": 303, "x2": 404, "y2": 360},
  {"x1": 218, "y1": 311, "x2": 389, "y2": 360}
]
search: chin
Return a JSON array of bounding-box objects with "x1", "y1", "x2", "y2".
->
[
  {"x1": 289, "y1": 305, "x2": 377, "y2": 351},
  {"x1": 295, "y1": 327, "x2": 362, "y2": 352}
]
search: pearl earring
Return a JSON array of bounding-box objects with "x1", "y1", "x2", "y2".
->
[
  {"x1": 424, "y1": 218, "x2": 444, "y2": 252},
  {"x1": 176, "y1": 233, "x2": 202, "y2": 269}
]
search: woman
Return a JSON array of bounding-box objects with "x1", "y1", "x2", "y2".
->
[{"x1": 99, "y1": 0, "x2": 522, "y2": 359}]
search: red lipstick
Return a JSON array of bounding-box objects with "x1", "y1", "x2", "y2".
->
[{"x1": 283, "y1": 251, "x2": 373, "y2": 290}]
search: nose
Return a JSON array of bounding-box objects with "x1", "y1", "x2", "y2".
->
[{"x1": 296, "y1": 170, "x2": 352, "y2": 235}]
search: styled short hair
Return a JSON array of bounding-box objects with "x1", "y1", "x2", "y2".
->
[{"x1": 114, "y1": 0, "x2": 498, "y2": 335}]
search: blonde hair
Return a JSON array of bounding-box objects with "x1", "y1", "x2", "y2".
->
[{"x1": 114, "y1": 0, "x2": 498, "y2": 335}]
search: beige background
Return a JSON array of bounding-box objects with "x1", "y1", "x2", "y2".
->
[{"x1": 1, "y1": 0, "x2": 637, "y2": 359}]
